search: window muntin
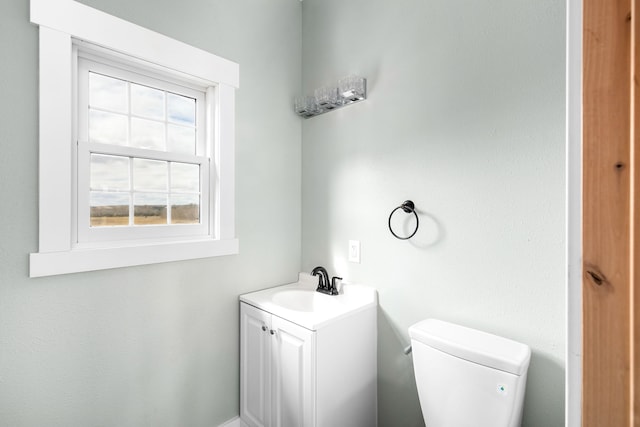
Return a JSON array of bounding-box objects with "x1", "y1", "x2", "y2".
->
[{"x1": 76, "y1": 54, "x2": 210, "y2": 245}]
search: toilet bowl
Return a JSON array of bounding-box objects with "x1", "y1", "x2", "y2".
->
[{"x1": 408, "y1": 319, "x2": 531, "y2": 427}]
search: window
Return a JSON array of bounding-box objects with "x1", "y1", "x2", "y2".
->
[
  {"x1": 76, "y1": 54, "x2": 209, "y2": 245},
  {"x1": 30, "y1": 0, "x2": 239, "y2": 277}
]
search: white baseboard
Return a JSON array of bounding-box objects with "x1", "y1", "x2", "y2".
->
[{"x1": 218, "y1": 416, "x2": 247, "y2": 427}]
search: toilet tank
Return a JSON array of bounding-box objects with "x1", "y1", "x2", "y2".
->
[{"x1": 409, "y1": 319, "x2": 531, "y2": 427}]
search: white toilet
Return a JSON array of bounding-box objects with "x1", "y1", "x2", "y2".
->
[{"x1": 408, "y1": 319, "x2": 531, "y2": 427}]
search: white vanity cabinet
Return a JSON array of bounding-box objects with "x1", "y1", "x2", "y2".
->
[
  {"x1": 239, "y1": 274, "x2": 377, "y2": 427},
  {"x1": 240, "y1": 303, "x2": 315, "y2": 427}
]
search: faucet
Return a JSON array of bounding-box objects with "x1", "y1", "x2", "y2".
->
[
  {"x1": 312, "y1": 266, "x2": 329, "y2": 291},
  {"x1": 311, "y1": 266, "x2": 342, "y2": 296}
]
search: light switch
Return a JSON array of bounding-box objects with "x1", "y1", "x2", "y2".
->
[{"x1": 348, "y1": 240, "x2": 360, "y2": 263}]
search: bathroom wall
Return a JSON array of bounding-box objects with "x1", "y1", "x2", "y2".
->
[
  {"x1": 1, "y1": 0, "x2": 566, "y2": 425},
  {"x1": 301, "y1": 0, "x2": 566, "y2": 426},
  {"x1": 0, "y1": 0, "x2": 301, "y2": 426}
]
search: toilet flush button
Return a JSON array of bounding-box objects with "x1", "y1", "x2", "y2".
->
[{"x1": 496, "y1": 384, "x2": 508, "y2": 396}]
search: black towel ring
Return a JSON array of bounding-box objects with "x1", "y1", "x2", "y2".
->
[{"x1": 388, "y1": 200, "x2": 419, "y2": 240}]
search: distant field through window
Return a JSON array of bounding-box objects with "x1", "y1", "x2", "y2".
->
[{"x1": 89, "y1": 155, "x2": 201, "y2": 227}]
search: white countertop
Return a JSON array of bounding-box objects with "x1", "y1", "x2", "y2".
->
[{"x1": 239, "y1": 273, "x2": 378, "y2": 330}]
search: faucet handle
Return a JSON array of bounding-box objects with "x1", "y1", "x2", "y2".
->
[{"x1": 330, "y1": 276, "x2": 343, "y2": 295}]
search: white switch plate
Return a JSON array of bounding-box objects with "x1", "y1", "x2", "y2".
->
[{"x1": 348, "y1": 240, "x2": 361, "y2": 263}]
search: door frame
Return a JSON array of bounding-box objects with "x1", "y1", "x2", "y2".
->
[
  {"x1": 568, "y1": 0, "x2": 638, "y2": 425},
  {"x1": 566, "y1": 0, "x2": 583, "y2": 425}
]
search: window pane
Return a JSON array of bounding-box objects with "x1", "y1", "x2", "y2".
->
[
  {"x1": 78, "y1": 59, "x2": 212, "y2": 241},
  {"x1": 167, "y1": 125, "x2": 196, "y2": 154},
  {"x1": 171, "y1": 194, "x2": 199, "y2": 224},
  {"x1": 89, "y1": 110, "x2": 128, "y2": 145},
  {"x1": 134, "y1": 193, "x2": 167, "y2": 225},
  {"x1": 171, "y1": 162, "x2": 199, "y2": 192},
  {"x1": 167, "y1": 93, "x2": 195, "y2": 125},
  {"x1": 90, "y1": 192, "x2": 130, "y2": 227},
  {"x1": 90, "y1": 154, "x2": 129, "y2": 191},
  {"x1": 133, "y1": 158, "x2": 167, "y2": 191},
  {"x1": 131, "y1": 117, "x2": 165, "y2": 151},
  {"x1": 89, "y1": 73, "x2": 127, "y2": 113},
  {"x1": 131, "y1": 83, "x2": 165, "y2": 120}
]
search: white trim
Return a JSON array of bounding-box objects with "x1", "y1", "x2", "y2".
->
[
  {"x1": 217, "y1": 416, "x2": 246, "y2": 427},
  {"x1": 566, "y1": 0, "x2": 582, "y2": 425},
  {"x1": 206, "y1": 85, "x2": 219, "y2": 238},
  {"x1": 30, "y1": 0, "x2": 239, "y2": 277},
  {"x1": 38, "y1": 27, "x2": 73, "y2": 253},
  {"x1": 217, "y1": 84, "x2": 236, "y2": 240},
  {"x1": 30, "y1": 0, "x2": 239, "y2": 88},
  {"x1": 30, "y1": 238, "x2": 239, "y2": 277}
]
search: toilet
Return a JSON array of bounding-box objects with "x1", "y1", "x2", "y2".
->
[{"x1": 408, "y1": 319, "x2": 531, "y2": 427}]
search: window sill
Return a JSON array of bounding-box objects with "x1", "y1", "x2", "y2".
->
[{"x1": 29, "y1": 238, "x2": 239, "y2": 277}]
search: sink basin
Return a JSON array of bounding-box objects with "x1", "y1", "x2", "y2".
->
[
  {"x1": 271, "y1": 289, "x2": 340, "y2": 312},
  {"x1": 239, "y1": 273, "x2": 377, "y2": 330}
]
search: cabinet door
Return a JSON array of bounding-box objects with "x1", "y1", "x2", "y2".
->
[
  {"x1": 241, "y1": 303, "x2": 272, "y2": 427},
  {"x1": 271, "y1": 315, "x2": 315, "y2": 427}
]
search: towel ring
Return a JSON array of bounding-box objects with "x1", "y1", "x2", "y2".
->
[{"x1": 388, "y1": 200, "x2": 419, "y2": 240}]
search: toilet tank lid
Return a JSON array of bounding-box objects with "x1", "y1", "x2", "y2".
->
[{"x1": 408, "y1": 319, "x2": 531, "y2": 376}]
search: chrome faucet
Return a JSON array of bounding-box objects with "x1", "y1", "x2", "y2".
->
[{"x1": 311, "y1": 266, "x2": 342, "y2": 295}]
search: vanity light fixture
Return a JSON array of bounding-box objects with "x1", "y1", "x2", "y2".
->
[{"x1": 294, "y1": 75, "x2": 367, "y2": 118}]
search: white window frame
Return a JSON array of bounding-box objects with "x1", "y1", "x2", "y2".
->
[
  {"x1": 76, "y1": 54, "x2": 210, "y2": 245},
  {"x1": 29, "y1": 0, "x2": 239, "y2": 277}
]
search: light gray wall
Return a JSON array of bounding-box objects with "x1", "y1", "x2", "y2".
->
[
  {"x1": 0, "y1": 0, "x2": 301, "y2": 426},
  {"x1": 301, "y1": 0, "x2": 566, "y2": 426}
]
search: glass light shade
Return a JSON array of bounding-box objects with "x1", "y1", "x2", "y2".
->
[
  {"x1": 294, "y1": 96, "x2": 308, "y2": 115},
  {"x1": 338, "y1": 75, "x2": 366, "y2": 103},
  {"x1": 314, "y1": 86, "x2": 341, "y2": 110},
  {"x1": 294, "y1": 96, "x2": 320, "y2": 117}
]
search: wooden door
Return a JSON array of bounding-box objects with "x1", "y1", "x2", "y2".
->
[{"x1": 582, "y1": 0, "x2": 637, "y2": 425}]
